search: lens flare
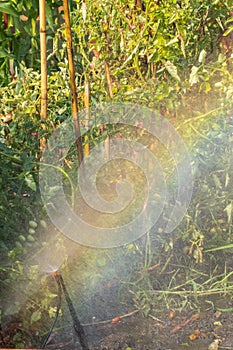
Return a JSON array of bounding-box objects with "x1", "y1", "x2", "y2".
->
[{"x1": 39, "y1": 102, "x2": 193, "y2": 248}]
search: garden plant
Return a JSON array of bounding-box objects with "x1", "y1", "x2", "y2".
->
[{"x1": 1, "y1": 0, "x2": 233, "y2": 348}]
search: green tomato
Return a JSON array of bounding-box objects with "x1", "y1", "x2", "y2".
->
[
  {"x1": 29, "y1": 220, "x2": 38, "y2": 228},
  {"x1": 27, "y1": 235, "x2": 35, "y2": 242},
  {"x1": 18, "y1": 235, "x2": 26, "y2": 242},
  {"x1": 210, "y1": 227, "x2": 217, "y2": 234},
  {"x1": 28, "y1": 228, "x2": 36, "y2": 235},
  {"x1": 39, "y1": 220, "x2": 47, "y2": 228},
  {"x1": 15, "y1": 241, "x2": 23, "y2": 248}
]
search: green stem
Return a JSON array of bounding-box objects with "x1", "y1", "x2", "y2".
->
[
  {"x1": 40, "y1": 162, "x2": 75, "y2": 208},
  {"x1": 176, "y1": 106, "x2": 223, "y2": 130},
  {"x1": 0, "y1": 150, "x2": 23, "y2": 165}
]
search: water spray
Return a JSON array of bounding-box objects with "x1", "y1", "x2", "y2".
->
[{"x1": 42, "y1": 270, "x2": 89, "y2": 350}]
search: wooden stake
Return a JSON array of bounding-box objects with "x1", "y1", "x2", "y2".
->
[
  {"x1": 39, "y1": 0, "x2": 47, "y2": 152},
  {"x1": 83, "y1": 79, "x2": 90, "y2": 157},
  {"x1": 63, "y1": 0, "x2": 83, "y2": 166},
  {"x1": 104, "y1": 59, "x2": 113, "y2": 99}
]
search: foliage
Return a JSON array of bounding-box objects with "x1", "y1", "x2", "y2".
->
[
  {"x1": 1, "y1": 0, "x2": 233, "y2": 347},
  {"x1": 0, "y1": 0, "x2": 65, "y2": 85},
  {"x1": 124, "y1": 113, "x2": 233, "y2": 316},
  {"x1": 70, "y1": 0, "x2": 232, "y2": 102}
]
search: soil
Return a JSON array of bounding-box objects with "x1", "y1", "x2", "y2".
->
[
  {"x1": 41, "y1": 303, "x2": 233, "y2": 350},
  {"x1": 93, "y1": 309, "x2": 233, "y2": 350},
  {"x1": 2, "y1": 292, "x2": 233, "y2": 349}
]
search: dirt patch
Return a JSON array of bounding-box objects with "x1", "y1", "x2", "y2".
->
[
  {"x1": 2, "y1": 299, "x2": 233, "y2": 349},
  {"x1": 86, "y1": 307, "x2": 233, "y2": 350}
]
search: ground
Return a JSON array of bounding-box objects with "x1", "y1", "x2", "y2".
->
[
  {"x1": 42, "y1": 302, "x2": 233, "y2": 350},
  {"x1": 2, "y1": 292, "x2": 233, "y2": 349}
]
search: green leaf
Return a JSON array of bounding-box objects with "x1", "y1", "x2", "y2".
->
[
  {"x1": 46, "y1": 2, "x2": 54, "y2": 30},
  {"x1": 223, "y1": 26, "x2": 233, "y2": 37},
  {"x1": 25, "y1": 173, "x2": 37, "y2": 191},
  {"x1": 31, "y1": 310, "x2": 41, "y2": 323},
  {"x1": 0, "y1": 2, "x2": 18, "y2": 16},
  {"x1": 212, "y1": 173, "x2": 221, "y2": 189},
  {"x1": 166, "y1": 37, "x2": 179, "y2": 47},
  {"x1": 198, "y1": 49, "x2": 207, "y2": 64},
  {"x1": 225, "y1": 173, "x2": 230, "y2": 188},
  {"x1": 189, "y1": 66, "x2": 199, "y2": 86},
  {"x1": 218, "y1": 53, "x2": 226, "y2": 63},
  {"x1": 164, "y1": 60, "x2": 181, "y2": 83},
  {"x1": 224, "y1": 202, "x2": 232, "y2": 224},
  {"x1": 0, "y1": 48, "x2": 13, "y2": 59},
  {"x1": 148, "y1": 48, "x2": 158, "y2": 63},
  {"x1": 200, "y1": 81, "x2": 211, "y2": 93}
]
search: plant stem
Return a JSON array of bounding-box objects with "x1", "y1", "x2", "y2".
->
[{"x1": 176, "y1": 107, "x2": 223, "y2": 130}]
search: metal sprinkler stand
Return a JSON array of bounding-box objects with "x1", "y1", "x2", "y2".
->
[{"x1": 52, "y1": 271, "x2": 90, "y2": 350}]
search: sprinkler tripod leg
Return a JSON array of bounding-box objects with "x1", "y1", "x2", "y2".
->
[{"x1": 58, "y1": 274, "x2": 89, "y2": 350}]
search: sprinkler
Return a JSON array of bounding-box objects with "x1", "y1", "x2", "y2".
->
[{"x1": 42, "y1": 270, "x2": 89, "y2": 350}]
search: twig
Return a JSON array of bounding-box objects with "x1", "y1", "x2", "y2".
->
[
  {"x1": 81, "y1": 309, "x2": 140, "y2": 326},
  {"x1": 170, "y1": 314, "x2": 199, "y2": 335},
  {"x1": 148, "y1": 314, "x2": 165, "y2": 323}
]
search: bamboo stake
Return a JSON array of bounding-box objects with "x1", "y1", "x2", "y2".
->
[
  {"x1": 39, "y1": 0, "x2": 47, "y2": 152},
  {"x1": 83, "y1": 78, "x2": 90, "y2": 157},
  {"x1": 104, "y1": 59, "x2": 113, "y2": 99},
  {"x1": 63, "y1": 0, "x2": 83, "y2": 165},
  {"x1": 104, "y1": 60, "x2": 113, "y2": 159}
]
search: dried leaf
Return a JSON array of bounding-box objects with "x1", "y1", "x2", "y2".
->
[{"x1": 208, "y1": 339, "x2": 220, "y2": 350}]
